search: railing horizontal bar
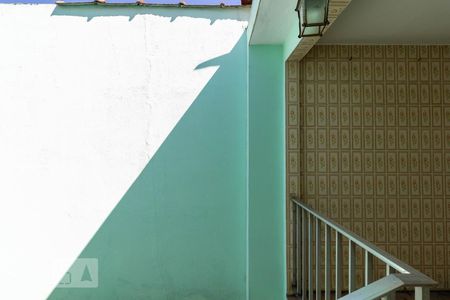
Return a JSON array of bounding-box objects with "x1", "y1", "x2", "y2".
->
[
  {"x1": 394, "y1": 273, "x2": 438, "y2": 287},
  {"x1": 339, "y1": 274, "x2": 404, "y2": 300},
  {"x1": 291, "y1": 197, "x2": 436, "y2": 286}
]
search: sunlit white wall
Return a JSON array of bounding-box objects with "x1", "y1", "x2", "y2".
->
[{"x1": 0, "y1": 5, "x2": 248, "y2": 299}]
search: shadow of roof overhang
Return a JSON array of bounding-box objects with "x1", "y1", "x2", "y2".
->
[{"x1": 55, "y1": 0, "x2": 251, "y2": 7}]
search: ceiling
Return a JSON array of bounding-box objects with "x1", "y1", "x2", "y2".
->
[{"x1": 319, "y1": 0, "x2": 450, "y2": 44}]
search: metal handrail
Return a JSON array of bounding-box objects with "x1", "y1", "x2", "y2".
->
[{"x1": 290, "y1": 196, "x2": 437, "y2": 300}]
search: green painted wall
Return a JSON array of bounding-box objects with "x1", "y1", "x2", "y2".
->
[
  {"x1": 248, "y1": 45, "x2": 286, "y2": 300},
  {"x1": 283, "y1": 26, "x2": 301, "y2": 60},
  {"x1": 46, "y1": 8, "x2": 288, "y2": 300},
  {"x1": 49, "y1": 34, "x2": 248, "y2": 300}
]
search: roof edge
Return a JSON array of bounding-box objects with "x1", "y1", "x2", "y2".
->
[{"x1": 56, "y1": 0, "x2": 251, "y2": 7}]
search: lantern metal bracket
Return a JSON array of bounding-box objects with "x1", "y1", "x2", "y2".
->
[{"x1": 295, "y1": 0, "x2": 330, "y2": 38}]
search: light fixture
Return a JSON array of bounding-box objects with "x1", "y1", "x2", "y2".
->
[{"x1": 295, "y1": 0, "x2": 330, "y2": 37}]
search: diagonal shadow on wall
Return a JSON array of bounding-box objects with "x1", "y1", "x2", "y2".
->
[{"x1": 47, "y1": 33, "x2": 248, "y2": 300}]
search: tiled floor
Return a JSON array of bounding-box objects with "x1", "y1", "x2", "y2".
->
[{"x1": 288, "y1": 291, "x2": 450, "y2": 300}]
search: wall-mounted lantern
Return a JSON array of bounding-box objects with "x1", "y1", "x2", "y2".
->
[{"x1": 295, "y1": 0, "x2": 330, "y2": 37}]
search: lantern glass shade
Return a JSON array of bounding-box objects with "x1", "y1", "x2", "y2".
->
[{"x1": 296, "y1": 0, "x2": 330, "y2": 37}]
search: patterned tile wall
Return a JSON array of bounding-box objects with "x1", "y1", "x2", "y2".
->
[
  {"x1": 286, "y1": 45, "x2": 450, "y2": 292},
  {"x1": 286, "y1": 59, "x2": 300, "y2": 295}
]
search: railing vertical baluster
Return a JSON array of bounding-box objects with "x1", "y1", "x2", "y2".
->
[
  {"x1": 316, "y1": 218, "x2": 321, "y2": 300},
  {"x1": 302, "y1": 210, "x2": 307, "y2": 300},
  {"x1": 308, "y1": 214, "x2": 313, "y2": 300},
  {"x1": 335, "y1": 232, "x2": 342, "y2": 300},
  {"x1": 386, "y1": 265, "x2": 394, "y2": 275},
  {"x1": 348, "y1": 241, "x2": 356, "y2": 293},
  {"x1": 296, "y1": 205, "x2": 301, "y2": 296},
  {"x1": 381, "y1": 265, "x2": 395, "y2": 300},
  {"x1": 415, "y1": 287, "x2": 430, "y2": 300},
  {"x1": 293, "y1": 205, "x2": 297, "y2": 293},
  {"x1": 324, "y1": 225, "x2": 331, "y2": 300},
  {"x1": 290, "y1": 197, "x2": 437, "y2": 300},
  {"x1": 364, "y1": 251, "x2": 373, "y2": 286}
]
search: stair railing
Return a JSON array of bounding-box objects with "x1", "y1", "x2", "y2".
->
[{"x1": 290, "y1": 196, "x2": 437, "y2": 300}]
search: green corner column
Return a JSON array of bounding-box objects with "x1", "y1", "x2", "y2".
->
[{"x1": 248, "y1": 44, "x2": 286, "y2": 300}]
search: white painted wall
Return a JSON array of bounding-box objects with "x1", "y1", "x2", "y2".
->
[{"x1": 0, "y1": 5, "x2": 248, "y2": 299}]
